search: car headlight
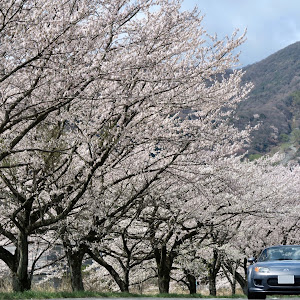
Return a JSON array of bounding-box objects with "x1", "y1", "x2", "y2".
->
[{"x1": 255, "y1": 266, "x2": 270, "y2": 273}]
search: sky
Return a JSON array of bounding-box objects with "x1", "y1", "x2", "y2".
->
[{"x1": 181, "y1": 0, "x2": 300, "y2": 67}]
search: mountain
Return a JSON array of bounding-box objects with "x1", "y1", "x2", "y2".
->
[{"x1": 235, "y1": 41, "x2": 300, "y2": 160}]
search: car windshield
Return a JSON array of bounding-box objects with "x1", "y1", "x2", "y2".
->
[{"x1": 258, "y1": 246, "x2": 300, "y2": 262}]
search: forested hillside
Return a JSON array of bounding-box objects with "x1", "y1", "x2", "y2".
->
[{"x1": 236, "y1": 41, "x2": 300, "y2": 160}]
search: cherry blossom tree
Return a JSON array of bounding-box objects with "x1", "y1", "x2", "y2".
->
[
  {"x1": 211, "y1": 156, "x2": 300, "y2": 295},
  {"x1": 85, "y1": 219, "x2": 155, "y2": 293},
  {"x1": 154, "y1": 153, "x2": 300, "y2": 296},
  {"x1": 44, "y1": 0, "x2": 252, "y2": 293},
  {"x1": 0, "y1": 0, "x2": 254, "y2": 293}
]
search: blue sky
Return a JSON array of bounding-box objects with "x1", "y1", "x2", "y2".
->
[{"x1": 181, "y1": 0, "x2": 300, "y2": 66}]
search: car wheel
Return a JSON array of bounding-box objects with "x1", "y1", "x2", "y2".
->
[{"x1": 248, "y1": 291, "x2": 266, "y2": 299}]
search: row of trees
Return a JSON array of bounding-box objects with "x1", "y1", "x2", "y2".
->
[{"x1": 0, "y1": 0, "x2": 299, "y2": 294}]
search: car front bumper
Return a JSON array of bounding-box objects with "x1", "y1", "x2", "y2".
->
[{"x1": 249, "y1": 275, "x2": 300, "y2": 295}]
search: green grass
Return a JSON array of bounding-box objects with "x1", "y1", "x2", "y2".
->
[
  {"x1": 0, "y1": 291, "x2": 246, "y2": 299},
  {"x1": 0, "y1": 291, "x2": 135, "y2": 299},
  {"x1": 146, "y1": 293, "x2": 245, "y2": 298}
]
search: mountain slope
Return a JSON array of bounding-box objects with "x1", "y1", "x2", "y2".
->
[{"x1": 236, "y1": 41, "x2": 300, "y2": 157}]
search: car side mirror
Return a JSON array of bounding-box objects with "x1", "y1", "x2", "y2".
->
[{"x1": 248, "y1": 257, "x2": 256, "y2": 264}]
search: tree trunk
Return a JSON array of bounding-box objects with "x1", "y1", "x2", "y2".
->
[
  {"x1": 208, "y1": 276, "x2": 217, "y2": 296},
  {"x1": 231, "y1": 279, "x2": 236, "y2": 295},
  {"x1": 88, "y1": 250, "x2": 129, "y2": 292},
  {"x1": 154, "y1": 246, "x2": 174, "y2": 294},
  {"x1": 66, "y1": 249, "x2": 85, "y2": 291},
  {"x1": 12, "y1": 232, "x2": 31, "y2": 292},
  {"x1": 223, "y1": 259, "x2": 247, "y2": 295},
  {"x1": 231, "y1": 265, "x2": 237, "y2": 295},
  {"x1": 186, "y1": 273, "x2": 197, "y2": 294},
  {"x1": 12, "y1": 272, "x2": 31, "y2": 292},
  {"x1": 222, "y1": 263, "x2": 237, "y2": 296},
  {"x1": 207, "y1": 249, "x2": 221, "y2": 296},
  {"x1": 124, "y1": 269, "x2": 130, "y2": 293},
  {"x1": 158, "y1": 272, "x2": 170, "y2": 294}
]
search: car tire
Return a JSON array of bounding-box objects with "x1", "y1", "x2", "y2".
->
[{"x1": 247, "y1": 291, "x2": 266, "y2": 299}]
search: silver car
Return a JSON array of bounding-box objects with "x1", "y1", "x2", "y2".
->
[{"x1": 247, "y1": 245, "x2": 300, "y2": 299}]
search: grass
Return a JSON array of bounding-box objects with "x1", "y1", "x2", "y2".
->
[
  {"x1": 0, "y1": 291, "x2": 133, "y2": 299},
  {"x1": 146, "y1": 293, "x2": 245, "y2": 298},
  {"x1": 0, "y1": 291, "x2": 131, "y2": 299},
  {"x1": 0, "y1": 291, "x2": 246, "y2": 299}
]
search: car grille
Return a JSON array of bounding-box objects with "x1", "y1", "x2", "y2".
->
[{"x1": 268, "y1": 276, "x2": 300, "y2": 286}]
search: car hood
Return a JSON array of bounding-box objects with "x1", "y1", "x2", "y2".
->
[{"x1": 254, "y1": 260, "x2": 300, "y2": 271}]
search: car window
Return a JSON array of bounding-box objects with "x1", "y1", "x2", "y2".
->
[
  {"x1": 258, "y1": 246, "x2": 300, "y2": 262},
  {"x1": 258, "y1": 249, "x2": 269, "y2": 262},
  {"x1": 292, "y1": 250, "x2": 300, "y2": 260}
]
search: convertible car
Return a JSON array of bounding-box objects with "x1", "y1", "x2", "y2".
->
[{"x1": 247, "y1": 245, "x2": 300, "y2": 299}]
